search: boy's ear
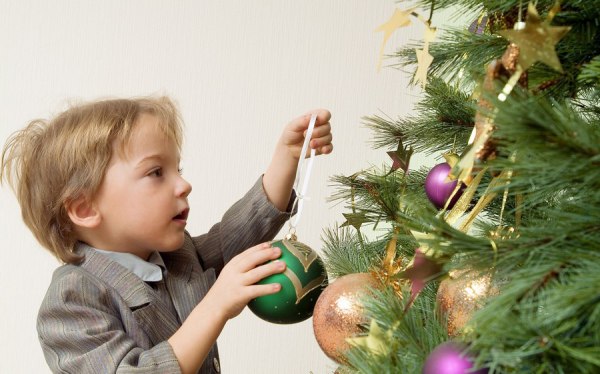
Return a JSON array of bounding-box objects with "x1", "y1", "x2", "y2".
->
[{"x1": 66, "y1": 195, "x2": 101, "y2": 228}]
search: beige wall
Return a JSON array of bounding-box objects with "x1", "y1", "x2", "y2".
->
[{"x1": 0, "y1": 1, "x2": 438, "y2": 372}]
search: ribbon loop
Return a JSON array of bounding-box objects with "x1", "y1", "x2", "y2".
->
[{"x1": 288, "y1": 113, "x2": 318, "y2": 232}]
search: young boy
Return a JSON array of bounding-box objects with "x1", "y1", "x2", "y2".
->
[{"x1": 1, "y1": 97, "x2": 333, "y2": 374}]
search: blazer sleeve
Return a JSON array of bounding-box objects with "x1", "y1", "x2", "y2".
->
[
  {"x1": 191, "y1": 175, "x2": 295, "y2": 274},
  {"x1": 37, "y1": 269, "x2": 182, "y2": 374}
]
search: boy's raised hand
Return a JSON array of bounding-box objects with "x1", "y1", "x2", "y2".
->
[
  {"x1": 263, "y1": 109, "x2": 333, "y2": 212},
  {"x1": 280, "y1": 109, "x2": 333, "y2": 160}
]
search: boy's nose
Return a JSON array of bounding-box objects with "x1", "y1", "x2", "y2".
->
[{"x1": 176, "y1": 176, "x2": 192, "y2": 197}]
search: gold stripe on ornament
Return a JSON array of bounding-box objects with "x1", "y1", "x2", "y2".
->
[
  {"x1": 282, "y1": 268, "x2": 326, "y2": 305},
  {"x1": 283, "y1": 239, "x2": 320, "y2": 272}
]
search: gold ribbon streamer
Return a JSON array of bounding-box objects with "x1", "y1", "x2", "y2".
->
[
  {"x1": 498, "y1": 65, "x2": 524, "y2": 102},
  {"x1": 498, "y1": 152, "x2": 518, "y2": 228},
  {"x1": 444, "y1": 168, "x2": 488, "y2": 225},
  {"x1": 515, "y1": 193, "x2": 523, "y2": 228},
  {"x1": 459, "y1": 170, "x2": 510, "y2": 233},
  {"x1": 383, "y1": 228, "x2": 400, "y2": 276}
]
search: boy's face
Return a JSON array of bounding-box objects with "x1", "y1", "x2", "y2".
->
[{"x1": 91, "y1": 114, "x2": 191, "y2": 259}]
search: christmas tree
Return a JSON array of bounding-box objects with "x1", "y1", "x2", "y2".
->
[{"x1": 312, "y1": 1, "x2": 600, "y2": 373}]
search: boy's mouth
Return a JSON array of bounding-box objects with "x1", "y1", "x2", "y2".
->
[{"x1": 173, "y1": 208, "x2": 189, "y2": 222}]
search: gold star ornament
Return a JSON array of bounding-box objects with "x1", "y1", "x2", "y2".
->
[
  {"x1": 340, "y1": 212, "x2": 369, "y2": 231},
  {"x1": 386, "y1": 138, "x2": 413, "y2": 174},
  {"x1": 375, "y1": 8, "x2": 414, "y2": 71},
  {"x1": 497, "y1": 2, "x2": 571, "y2": 72},
  {"x1": 414, "y1": 26, "x2": 436, "y2": 88}
]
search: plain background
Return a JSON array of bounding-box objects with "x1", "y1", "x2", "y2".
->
[{"x1": 0, "y1": 1, "x2": 457, "y2": 372}]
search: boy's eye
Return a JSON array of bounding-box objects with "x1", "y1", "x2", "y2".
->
[
  {"x1": 149, "y1": 168, "x2": 163, "y2": 177},
  {"x1": 178, "y1": 167, "x2": 183, "y2": 175}
]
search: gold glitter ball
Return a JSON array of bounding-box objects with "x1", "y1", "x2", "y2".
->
[
  {"x1": 436, "y1": 270, "x2": 499, "y2": 337},
  {"x1": 312, "y1": 273, "x2": 379, "y2": 364}
]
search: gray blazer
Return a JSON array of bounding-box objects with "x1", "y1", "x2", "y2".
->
[{"x1": 37, "y1": 178, "x2": 293, "y2": 373}]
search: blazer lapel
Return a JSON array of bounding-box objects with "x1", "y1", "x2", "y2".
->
[
  {"x1": 162, "y1": 238, "x2": 216, "y2": 323},
  {"x1": 79, "y1": 245, "x2": 180, "y2": 345}
]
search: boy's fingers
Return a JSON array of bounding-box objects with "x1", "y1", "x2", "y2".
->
[
  {"x1": 238, "y1": 242, "x2": 271, "y2": 256},
  {"x1": 228, "y1": 242, "x2": 271, "y2": 266},
  {"x1": 310, "y1": 134, "x2": 333, "y2": 149},
  {"x1": 312, "y1": 109, "x2": 332, "y2": 124},
  {"x1": 289, "y1": 109, "x2": 331, "y2": 131},
  {"x1": 247, "y1": 242, "x2": 272, "y2": 253},
  {"x1": 245, "y1": 260, "x2": 286, "y2": 285},
  {"x1": 237, "y1": 246, "x2": 281, "y2": 272},
  {"x1": 317, "y1": 144, "x2": 333, "y2": 155},
  {"x1": 246, "y1": 283, "x2": 282, "y2": 299},
  {"x1": 303, "y1": 123, "x2": 331, "y2": 139}
]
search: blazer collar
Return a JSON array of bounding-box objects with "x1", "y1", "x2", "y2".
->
[
  {"x1": 77, "y1": 243, "x2": 181, "y2": 344},
  {"x1": 78, "y1": 244, "x2": 156, "y2": 308}
]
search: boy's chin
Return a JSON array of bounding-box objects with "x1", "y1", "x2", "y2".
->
[
  {"x1": 158, "y1": 246, "x2": 182, "y2": 253},
  {"x1": 158, "y1": 236, "x2": 185, "y2": 252}
]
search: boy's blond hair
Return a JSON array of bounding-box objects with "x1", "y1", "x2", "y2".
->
[{"x1": 1, "y1": 97, "x2": 183, "y2": 264}]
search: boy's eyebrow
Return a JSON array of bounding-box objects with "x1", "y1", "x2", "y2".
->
[
  {"x1": 135, "y1": 155, "x2": 164, "y2": 168},
  {"x1": 134, "y1": 154, "x2": 180, "y2": 168}
]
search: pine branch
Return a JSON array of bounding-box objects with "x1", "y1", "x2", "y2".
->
[
  {"x1": 578, "y1": 56, "x2": 600, "y2": 86},
  {"x1": 392, "y1": 29, "x2": 506, "y2": 87},
  {"x1": 328, "y1": 167, "x2": 430, "y2": 225},
  {"x1": 320, "y1": 227, "x2": 383, "y2": 278},
  {"x1": 364, "y1": 79, "x2": 475, "y2": 156}
]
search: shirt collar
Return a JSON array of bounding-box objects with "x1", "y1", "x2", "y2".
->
[{"x1": 92, "y1": 247, "x2": 166, "y2": 282}]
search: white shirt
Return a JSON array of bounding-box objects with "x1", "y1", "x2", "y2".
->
[{"x1": 93, "y1": 248, "x2": 166, "y2": 282}]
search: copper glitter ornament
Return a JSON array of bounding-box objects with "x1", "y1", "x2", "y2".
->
[
  {"x1": 436, "y1": 270, "x2": 499, "y2": 337},
  {"x1": 312, "y1": 273, "x2": 379, "y2": 363}
]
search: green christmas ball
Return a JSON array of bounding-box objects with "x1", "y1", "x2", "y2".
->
[{"x1": 248, "y1": 237, "x2": 328, "y2": 324}]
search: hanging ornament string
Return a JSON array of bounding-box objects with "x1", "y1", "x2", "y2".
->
[{"x1": 287, "y1": 113, "x2": 318, "y2": 237}]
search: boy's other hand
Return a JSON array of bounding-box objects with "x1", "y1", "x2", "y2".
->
[{"x1": 204, "y1": 242, "x2": 285, "y2": 321}]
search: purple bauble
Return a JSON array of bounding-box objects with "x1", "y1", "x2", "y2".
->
[
  {"x1": 425, "y1": 163, "x2": 463, "y2": 209},
  {"x1": 423, "y1": 342, "x2": 487, "y2": 374}
]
